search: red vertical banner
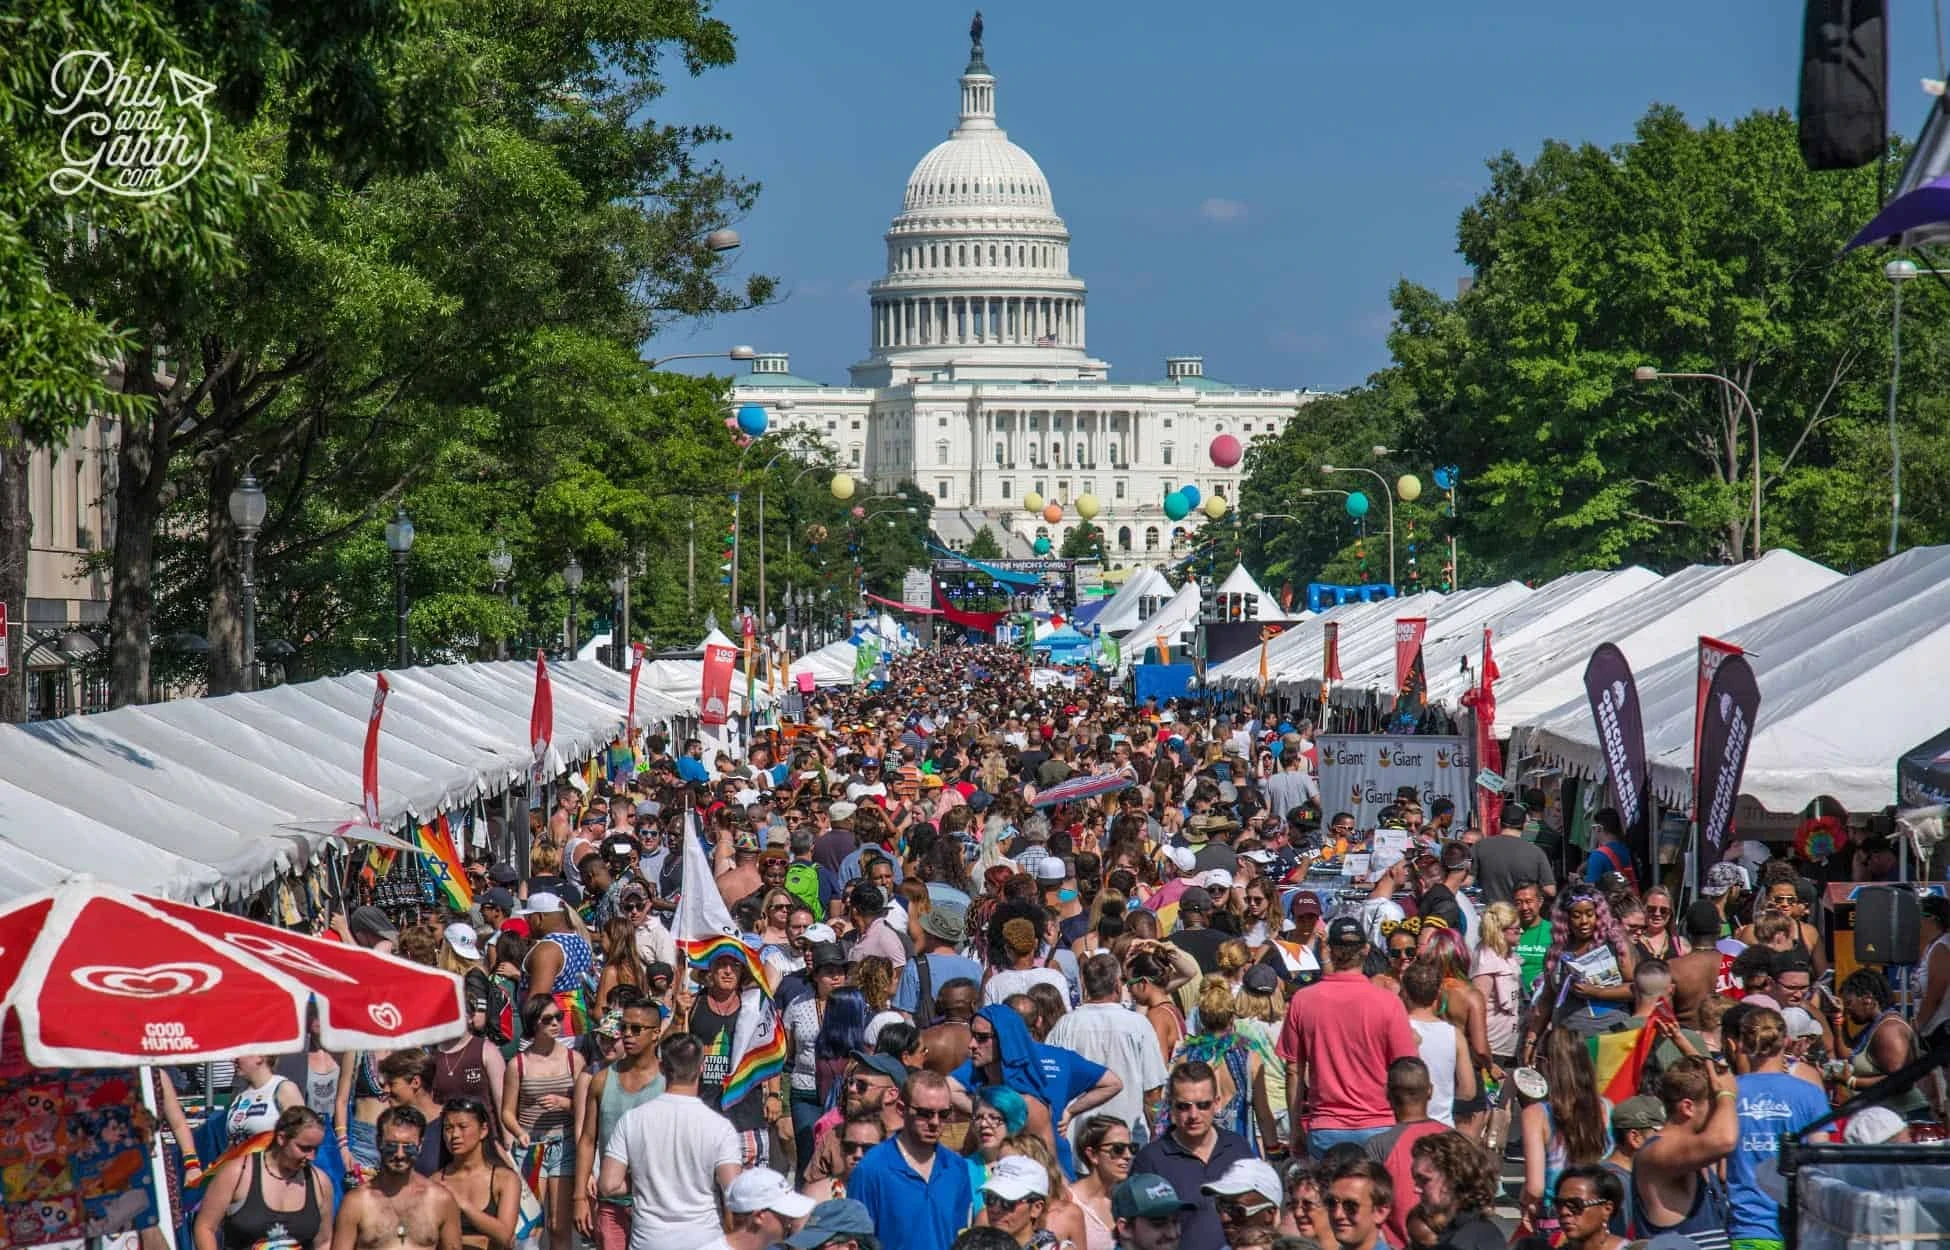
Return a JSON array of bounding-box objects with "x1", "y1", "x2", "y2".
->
[
  {"x1": 0, "y1": 601, "x2": 9, "y2": 677},
  {"x1": 362, "y1": 673, "x2": 390, "y2": 828},
  {"x1": 1693, "y1": 636, "x2": 1743, "y2": 788},
  {"x1": 1462, "y1": 628, "x2": 1503, "y2": 834},
  {"x1": 1323, "y1": 622, "x2": 1343, "y2": 681},
  {"x1": 529, "y1": 650, "x2": 553, "y2": 780},
  {"x1": 626, "y1": 642, "x2": 646, "y2": 736},
  {"x1": 700, "y1": 640, "x2": 738, "y2": 726},
  {"x1": 1394, "y1": 617, "x2": 1428, "y2": 704}
]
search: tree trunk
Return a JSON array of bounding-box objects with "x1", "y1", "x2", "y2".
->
[
  {"x1": 107, "y1": 411, "x2": 168, "y2": 708},
  {"x1": 0, "y1": 428, "x2": 29, "y2": 723},
  {"x1": 205, "y1": 455, "x2": 246, "y2": 695}
]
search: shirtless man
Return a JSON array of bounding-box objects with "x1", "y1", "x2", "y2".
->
[
  {"x1": 920, "y1": 979, "x2": 978, "y2": 1076},
  {"x1": 715, "y1": 827, "x2": 764, "y2": 908},
  {"x1": 1666, "y1": 902, "x2": 1728, "y2": 1029},
  {"x1": 333, "y1": 1107, "x2": 461, "y2": 1250}
]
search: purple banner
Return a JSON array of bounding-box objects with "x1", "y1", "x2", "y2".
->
[{"x1": 1695, "y1": 654, "x2": 1761, "y2": 851}]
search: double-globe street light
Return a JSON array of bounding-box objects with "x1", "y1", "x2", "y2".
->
[
  {"x1": 383, "y1": 505, "x2": 415, "y2": 667},
  {"x1": 227, "y1": 472, "x2": 268, "y2": 690},
  {"x1": 562, "y1": 557, "x2": 584, "y2": 655},
  {"x1": 1319, "y1": 464, "x2": 1399, "y2": 586}
]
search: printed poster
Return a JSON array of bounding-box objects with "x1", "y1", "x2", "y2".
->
[
  {"x1": 1317, "y1": 733, "x2": 1472, "y2": 830},
  {"x1": 0, "y1": 1034, "x2": 159, "y2": 1248}
]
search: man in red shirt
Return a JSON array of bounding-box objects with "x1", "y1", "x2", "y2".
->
[{"x1": 1278, "y1": 916, "x2": 1419, "y2": 1158}]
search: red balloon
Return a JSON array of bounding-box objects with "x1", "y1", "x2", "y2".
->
[{"x1": 1210, "y1": 434, "x2": 1243, "y2": 468}]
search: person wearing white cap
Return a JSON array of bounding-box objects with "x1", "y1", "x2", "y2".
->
[
  {"x1": 428, "y1": 923, "x2": 507, "y2": 1115},
  {"x1": 1840, "y1": 1104, "x2": 1910, "y2": 1145},
  {"x1": 1201, "y1": 1157, "x2": 1283, "y2": 1249},
  {"x1": 692, "y1": 1167, "x2": 815, "y2": 1250},
  {"x1": 1356, "y1": 848, "x2": 1409, "y2": 949},
  {"x1": 979, "y1": 1155, "x2": 1052, "y2": 1247}
]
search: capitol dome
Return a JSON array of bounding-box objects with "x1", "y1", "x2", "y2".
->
[{"x1": 902, "y1": 136, "x2": 1054, "y2": 216}]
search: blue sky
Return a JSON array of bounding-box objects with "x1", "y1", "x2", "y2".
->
[{"x1": 648, "y1": 1, "x2": 1943, "y2": 391}]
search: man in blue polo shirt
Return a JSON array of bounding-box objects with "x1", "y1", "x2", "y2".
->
[
  {"x1": 1131, "y1": 1060, "x2": 1255, "y2": 1250},
  {"x1": 848, "y1": 1070, "x2": 971, "y2": 1250}
]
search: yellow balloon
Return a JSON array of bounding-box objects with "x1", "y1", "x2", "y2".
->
[
  {"x1": 1023, "y1": 491, "x2": 1045, "y2": 513},
  {"x1": 830, "y1": 473, "x2": 856, "y2": 501},
  {"x1": 1203, "y1": 494, "x2": 1229, "y2": 519},
  {"x1": 1075, "y1": 493, "x2": 1101, "y2": 520},
  {"x1": 1397, "y1": 474, "x2": 1423, "y2": 503}
]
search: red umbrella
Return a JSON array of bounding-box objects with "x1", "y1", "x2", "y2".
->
[{"x1": 0, "y1": 879, "x2": 465, "y2": 1067}]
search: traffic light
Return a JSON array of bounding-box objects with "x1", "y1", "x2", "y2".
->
[
  {"x1": 719, "y1": 521, "x2": 736, "y2": 585},
  {"x1": 1199, "y1": 578, "x2": 1216, "y2": 621},
  {"x1": 1244, "y1": 595, "x2": 1258, "y2": 620}
]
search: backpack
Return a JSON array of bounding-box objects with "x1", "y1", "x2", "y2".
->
[{"x1": 784, "y1": 862, "x2": 825, "y2": 921}]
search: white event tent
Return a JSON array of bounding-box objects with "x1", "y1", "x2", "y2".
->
[
  {"x1": 1514, "y1": 545, "x2": 1950, "y2": 813},
  {"x1": 1118, "y1": 581, "x2": 1202, "y2": 672},
  {"x1": 0, "y1": 659, "x2": 679, "y2": 905},
  {"x1": 1093, "y1": 568, "x2": 1175, "y2": 636},
  {"x1": 790, "y1": 639, "x2": 859, "y2": 687}
]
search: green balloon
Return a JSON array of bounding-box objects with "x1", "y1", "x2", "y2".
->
[{"x1": 1163, "y1": 491, "x2": 1190, "y2": 521}]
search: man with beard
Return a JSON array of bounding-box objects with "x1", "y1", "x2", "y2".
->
[
  {"x1": 1407, "y1": 1131, "x2": 1505, "y2": 1249},
  {"x1": 333, "y1": 1107, "x2": 461, "y2": 1250}
]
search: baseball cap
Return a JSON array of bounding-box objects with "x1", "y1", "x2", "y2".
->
[
  {"x1": 441, "y1": 922, "x2": 481, "y2": 962},
  {"x1": 1610, "y1": 1095, "x2": 1666, "y2": 1132},
  {"x1": 849, "y1": 1050, "x2": 909, "y2": 1087},
  {"x1": 725, "y1": 1167, "x2": 816, "y2": 1218},
  {"x1": 1200, "y1": 1157, "x2": 1283, "y2": 1207},
  {"x1": 828, "y1": 800, "x2": 859, "y2": 822},
  {"x1": 1161, "y1": 846, "x2": 1197, "y2": 875},
  {"x1": 480, "y1": 887, "x2": 518, "y2": 915},
  {"x1": 1240, "y1": 849, "x2": 1277, "y2": 865},
  {"x1": 1369, "y1": 847, "x2": 1406, "y2": 876},
  {"x1": 488, "y1": 863, "x2": 520, "y2": 886},
  {"x1": 601, "y1": 833, "x2": 639, "y2": 859},
  {"x1": 803, "y1": 923, "x2": 838, "y2": 944},
  {"x1": 1327, "y1": 916, "x2": 1367, "y2": 946},
  {"x1": 1289, "y1": 890, "x2": 1323, "y2": 917},
  {"x1": 1241, "y1": 964, "x2": 1281, "y2": 995},
  {"x1": 1843, "y1": 1105, "x2": 1907, "y2": 1144},
  {"x1": 1112, "y1": 1174, "x2": 1197, "y2": 1220},
  {"x1": 1702, "y1": 861, "x2": 1749, "y2": 897},
  {"x1": 1178, "y1": 886, "x2": 1214, "y2": 914},
  {"x1": 783, "y1": 1198, "x2": 876, "y2": 1250},
  {"x1": 1200, "y1": 869, "x2": 1234, "y2": 891},
  {"x1": 1781, "y1": 1006, "x2": 1823, "y2": 1039},
  {"x1": 348, "y1": 905, "x2": 398, "y2": 943},
  {"x1": 808, "y1": 942, "x2": 848, "y2": 972},
  {"x1": 518, "y1": 891, "x2": 565, "y2": 916},
  {"x1": 1033, "y1": 857, "x2": 1068, "y2": 883},
  {"x1": 982, "y1": 1155, "x2": 1050, "y2": 1202}
]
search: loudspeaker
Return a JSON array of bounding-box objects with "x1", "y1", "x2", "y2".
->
[
  {"x1": 1798, "y1": 0, "x2": 1888, "y2": 171},
  {"x1": 1853, "y1": 885, "x2": 1921, "y2": 964}
]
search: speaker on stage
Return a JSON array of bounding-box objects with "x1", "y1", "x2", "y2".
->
[
  {"x1": 1798, "y1": 0, "x2": 1888, "y2": 170},
  {"x1": 1853, "y1": 885, "x2": 1921, "y2": 964}
]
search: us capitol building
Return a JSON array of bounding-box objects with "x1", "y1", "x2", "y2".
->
[{"x1": 734, "y1": 15, "x2": 1323, "y2": 561}]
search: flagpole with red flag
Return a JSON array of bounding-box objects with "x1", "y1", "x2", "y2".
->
[
  {"x1": 627, "y1": 642, "x2": 646, "y2": 738},
  {"x1": 1461, "y1": 628, "x2": 1502, "y2": 833},
  {"x1": 362, "y1": 673, "x2": 390, "y2": 829},
  {"x1": 530, "y1": 650, "x2": 554, "y2": 825}
]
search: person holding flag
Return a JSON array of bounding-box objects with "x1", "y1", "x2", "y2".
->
[{"x1": 672, "y1": 805, "x2": 790, "y2": 1168}]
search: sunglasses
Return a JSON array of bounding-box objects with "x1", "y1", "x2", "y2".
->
[
  {"x1": 538, "y1": 1012, "x2": 563, "y2": 1025},
  {"x1": 1323, "y1": 1198, "x2": 1368, "y2": 1217},
  {"x1": 1095, "y1": 1141, "x2": 1135, "y2": 1157},
  {"x1": 620, "y1": 1022, "x2": 656, "y2": 1035},
  {"x1": 1171, "y1": 1099, "x2": 1214, "y2": 1112},
  {"x1": 1551, "y1": 1197, "x2": 1612, "y2": 1216},
  {"x1": 986, "y1": 1195, "x2": 1035, "y2": 1213},
  {"x1": 1389, "y1": 947, "x2": 1416, "y2": 960},
  {"x1": 970, "y1": 1029, "x2": 997, "y2": 1043},
  {"x1": 379, "y1": 1141, "x2": 418, "y2": 1158},
  {"x1": 1644, "y1": 906, "x2": 1671, "y2": 916},
  {"x1": 841, "y1": 1139, "x2": 877, "y2": 1155},
  {"x1": 621, "y1": 899, "x2": 648, "y2": 913},
  {"x1": 848, "y1": 1077, "x2": 887, "y2": 1096},
  {"x1": 905, "y1": 1106, "x2": 948, "y2": 1121}
]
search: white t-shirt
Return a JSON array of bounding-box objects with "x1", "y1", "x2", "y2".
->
[
  {"x1": 605, "y1": 1092, "x2": 742, "y2": 1250},
  {"x1": 1358, "y1": 896, "x2": 1406, "y2": 949},
  {"x1": 983, "y1": 965, "x2": 1071, "y2": 1006}
]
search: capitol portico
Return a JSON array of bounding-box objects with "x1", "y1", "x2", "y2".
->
[{"x1": 735, "y1": 15, "x2": 1323, "y2": 561}]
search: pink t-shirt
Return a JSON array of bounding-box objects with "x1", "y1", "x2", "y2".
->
[
  {"x1": 1276, "y1": 971, "x2": 1419, "y2": 1129},
  {"x1": 1381, "y1": 1121, "x2": 1448, "y2": 1249},
  {"x1": 851, "y1": 916, "x2": 909, "y2": 968}
]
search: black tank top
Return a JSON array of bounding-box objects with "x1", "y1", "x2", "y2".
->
[
  {"x1": 223, "y1": 1155, "x2": 322, "y2": 1250},
  {"x1": 456, "y1": 1165, "x2": 505, "y2": 1250}
]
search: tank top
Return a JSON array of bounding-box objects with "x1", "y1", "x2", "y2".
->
[
  {"x1": 225, "y1": 1076, "x2": 291, "y2": 1150},
  {"x1": 595, "y1": 1066, "x2": 666, "y2": 1207},
  {"x1": 514, "y1": 1049, "x2": 575, "y2": 1139},
  {"x1": 354, "y1": 1052, "x2": 386, "y2": 1100},
  {"x1": 1411, "y1": 1018, "x2": 1459, "y2": 1127},
  {"x1": 1921, "y1": 932, "x2": 1950, "y2": 1039},
  {"x1": 432, "y1": 1035, "x2": 494, "y2": 1109},
  {"x1": 222, "y1": 1154, "x2": 322, "y2": 1250},
  {"x1": 1629, "y1": 1133, "x2": 1732, "y2": 1250},
  {"x1": 1080, "y1": 1200, "x2": 1114, "y2": 1250},
  {"x1": 1850, "y1": 1010, "x2": 1927, "y2": 1117},
  {"x1": 526, "y1": 932, "x2": 595, "y2": 1038},
  {"x1": 454, "y1": 1165, "x2": 505, "y2": 1250},
  {"x1": 302, "y1": 1062, "x2": 338, "y2": 1119}
]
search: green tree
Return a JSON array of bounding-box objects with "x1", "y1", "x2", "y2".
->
[
  {"x1": 964, "y1": 525, "x2": 1003, "y2": 559},
  {"x1": 1059, "y1": 522, "x2": 1104, "y2": 561}
]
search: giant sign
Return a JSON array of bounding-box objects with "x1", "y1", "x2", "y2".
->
[{"x1": 1317, "y1": 733, "x2": 1472, "y2": 830}]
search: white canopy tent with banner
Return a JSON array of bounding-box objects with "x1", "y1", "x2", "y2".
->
[
  {"x1": 1117, "y1": 581, "x2": 1202, "y2": 672},
  {"x1": 1093, "y1": 567, "x2": 1176, "y2": 636}
]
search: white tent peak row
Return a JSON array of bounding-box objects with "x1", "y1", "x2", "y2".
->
[
  {"x1": 1216, "y1": 563, "x2": 1284, "y2": 619},
  {"x1": 0, "y1": 658, "x2": 684, "y2": 905},
  {"x1": 1092, "y1": 567, "x2": 1176, "y2": 636}
]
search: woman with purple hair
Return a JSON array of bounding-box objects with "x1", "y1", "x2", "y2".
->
[
  {"x1": 1417, "y1": 923, "x2": 1495, "y2": 1137},
  {"x1": 1526, "y1": 885, "x2": 1639, "y2": 1039}
]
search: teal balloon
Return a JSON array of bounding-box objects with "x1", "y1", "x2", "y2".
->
[
  {"x1": 735, "y1": 404, "x2": 769, "y2": 436},
  {"x1": 1180, "y1": 484, "x2": 1201, "y2": 507},
  {"x1": 1163, "y1": 491, "x2": 1191, "y2": 521},
  {"x1": 1345, "y1": 490, "x2": 1370, "y2": 518},
  {"x1": 1032, "y1": 536, "x2": 1052, "y2": 555}
]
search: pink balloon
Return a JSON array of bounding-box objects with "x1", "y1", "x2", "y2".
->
[
  {"x1": 724, "y1": 417, "x2": 738, "y2": 429},
  {"x1": 851, "y1": 506, "x2": 866, "y2": 518},
  {"x1": 1210, "y1": 433, "x2": 1243, "y2": 468}
]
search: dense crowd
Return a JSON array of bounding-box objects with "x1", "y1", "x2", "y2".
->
[{"x1": 179, "y1": 645, "x2": 1950, "y2": 1250}]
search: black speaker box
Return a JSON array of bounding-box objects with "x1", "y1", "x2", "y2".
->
[
  {"x1": 1853, "y1": 885, "x2": 1921, "y2": 965},
  {"x1": 1799, "y1": 0, "x2": 1889, "y2": 171}
]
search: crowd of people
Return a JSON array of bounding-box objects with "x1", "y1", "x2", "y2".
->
[{"x1": 176, "y1": 643, "x2": 1948, "y2": 1250}]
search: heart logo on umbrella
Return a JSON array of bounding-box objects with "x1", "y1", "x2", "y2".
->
[
  {"x1": 224, "y1": 931, "x2": 357, "y2": 984},
  {"x1": 71, "y1": 962, "x2": 222, "y2": 998},
  {"x1": 367, "y1": 1002, "x2": 403, "y2": 1031}
]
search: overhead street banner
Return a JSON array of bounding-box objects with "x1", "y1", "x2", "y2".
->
[{"x1": 1318, "y1": 733, "x2": 1472, "y2": 829}]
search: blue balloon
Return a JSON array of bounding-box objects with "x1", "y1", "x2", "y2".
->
[
  {"x1": 1345, "y1": 490, "x2": 1370, "y2": 518},
  {"x1": 736, "y1": 404, "x2": 769, "y2": 436},
  {"x1": 1433, "y1": 465, "x2": 1458, "y2": 491},
  {"x1": 1163, "y1": 491, "x2": 1190, "y2": 521},
  {"x1": 1180, "y1": 484, "x2": 1201, "y2": 508}
]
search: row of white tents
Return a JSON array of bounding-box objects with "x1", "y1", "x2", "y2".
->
[{"x1": 1203, "y1": 545, "x2": 1950, "y2": 815}]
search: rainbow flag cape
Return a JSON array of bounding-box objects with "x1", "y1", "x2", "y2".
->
[
  {"x1": 671, "y1": 807, "x2": 786, "y2": 1107},
  {"x1": 414, "y1": 814, "x2": 472, "y2": 913}
]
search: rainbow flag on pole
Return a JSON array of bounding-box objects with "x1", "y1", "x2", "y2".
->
[
  {"x1": 414, "y1": 814, "x2": 472, "y2": 913},
  {"x1": 671, "y1": 807, "x2": 786, "y2": 1107}
]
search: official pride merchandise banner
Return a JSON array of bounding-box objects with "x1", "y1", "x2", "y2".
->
[{"x1": 1318, "y1": 733, "x2": 1472, "y2": 830}]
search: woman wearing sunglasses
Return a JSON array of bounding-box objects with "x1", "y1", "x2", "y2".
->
[
  {"x1": 1635, "y1": 887, "x2": 1690, "y2": 962},
  {"x1": 1066, "y1": 1115, "x2": 1134, "y2": 1250},
  {"x1": 1549, "y1": 1164, "x2": 1627, "y2": 1250},
  {"x1": 502, "y1": 995, "x2": 583, "y2": 1250},
  {"x1": 437, "y1": 1097, "x2": 519, "y2": 1250}
]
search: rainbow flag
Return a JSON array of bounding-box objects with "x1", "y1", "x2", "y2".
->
[
  {"x1": 1589, "y1": 1001, "x2": 1671, "y2": 1103},
  {"x1": 671, "y1": 807, "x2": 785, "y2": 1106},
  {"x1": 185, "y1": 1130, "x2": 271, "y2": 1203},
  {"x1": 414, "y1": 814, "x2": 472, "y2": 913}
]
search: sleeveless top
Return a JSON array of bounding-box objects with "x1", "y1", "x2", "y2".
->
[
  {"x1": 526, "y1": 932, "x2": 595, "y2": 1038},
  {"x1": 1850, "y1": 1010, "x2": 1927, "y2": 1117},
  {"x1": 1921, "y1": 932, "x2": 1950, "y2": 1039},
  {"x1": 455, "y1": 1165, "x2": 505, "y2": 1250},
  {"x1": 515, "y1": 1049, "x2": 576, "y2": 1139},
  {"x1": 1410, "y1": 1018, "x2": 1459, "y2": 1126},
  {"x1": 302, "y1": 1063, "x2": 338, "y2": 1119},
  {"x1": 1163, "y1": 1033, "x2": 1256, "y2": 1152},
  {"x1": 225, "y1": 1076, "x2": 292, "y2": 1150},
  {"x1": 1629, "y1": 1132, "x2": 1731, "y2": 1250},
  {"x1": 354, "y1": 1052, "x2": 386, "y2": 1100},
  {"x1": 596, "y1": 1066, "x2": 665, "y2": 1207},
  {"x1": 432, "y1": 1035, "x2": 494, "y2": 1109},
  {"x1": 1080, "y1": 1200, "x2": 1114, "y2": 1250},
  {"x1": 222, "y1": 1154, "x2": 322, "y2": 1250}
]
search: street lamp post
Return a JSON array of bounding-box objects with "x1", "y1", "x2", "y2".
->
[
  {"x1": 1884, "y1": 258, "x2": 1920, "y2": 555},
  {"x1": 562, "y1": 557, "x2": 583, "y2": 655},
  {"x1": 383, "y1": 505, "x2": 415, "y2": 667},
  {"x1": 756, "y1": 448, "x2": 798, "y2": 638},
  {"x1": 610, "y1": 569, "x2": 629, "y2": 671},
  {"x1": 228, "y1": 472, "x2": 267, "y2": 690},
  {"x1": 644, "y1": 345, "x2": 758, "y2": 369},
  {"x1": 487, "y1": 540, "x2": 513, "y2": 660},
  {"x1": 1632, "y1": 365, "x2": 1763, "y2": 559},
  {"x1": 1320, "y1": 464, "x2": 1396, "y2": 585}
]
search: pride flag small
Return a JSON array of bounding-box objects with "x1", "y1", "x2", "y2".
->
[{"x1": 415, "y1": 814, "x2": 472, "y2": 913}]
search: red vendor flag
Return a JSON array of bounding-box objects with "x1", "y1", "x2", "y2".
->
[
  {"x1": 529, "y1": 650, "x2": 553, "y2": 779},
  {"x1": 701, "y1": 639, "x2": 738, "y2": 726},
  {"x1": 1461, "y1": 628, "x2": 1503, "y2": 834},
  {"x1": 1394, "y1": 617, "x2": 1428, "y2": 708},
  {"x1": 362, "y1": 673, "x2": 390, "y2": 828},
  {"x1": 627, "y1": 642, "x2": 647, "y2": 735}
]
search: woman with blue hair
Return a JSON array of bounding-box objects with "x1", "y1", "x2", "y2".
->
[
  {"x1": 961, "y1": 1085, "x2": 1027, "y2": 1209},
  {"x1": 948, "y1": 1003, "x2": 1123, "y2": 1177}
]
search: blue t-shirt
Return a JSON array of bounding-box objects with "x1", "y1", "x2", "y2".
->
[
  {"x1": 849, "y1": 1137, "x2": 972, "y2": 1250},
  {"x1": 894, "y1": 952, "x2": 984, "y2": 1013},
  {"x1": 1729, "y1": 1071, "x2": 1830, "y2": 1240},
  {"x1": 676, "y1": 755, "x2": 710, "y2": 783},
  {"x1": 951, "y1": 1042, "x2": 1108, "y2": 1176}
]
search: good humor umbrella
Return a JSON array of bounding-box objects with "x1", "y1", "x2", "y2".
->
[
  {"x1": 0, "y1": 879, "x2": 465, "y2": 1067},
  {"x1": 1030, "y1": 770, "x2": 1136, "y2": 809}
]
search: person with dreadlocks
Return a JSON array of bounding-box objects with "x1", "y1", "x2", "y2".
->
[{"x1": 1524, "y1": 885, "x2": 1639, "y2": 1044}]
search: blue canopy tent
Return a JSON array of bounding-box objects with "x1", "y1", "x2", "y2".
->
[{"x1": 1038, "y1": 625, "x2": 1093, "y2": 663}]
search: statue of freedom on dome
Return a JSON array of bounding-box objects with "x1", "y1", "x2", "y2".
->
[{"x1": 970, "y1": 11, "x2": 984, "y2": 49}]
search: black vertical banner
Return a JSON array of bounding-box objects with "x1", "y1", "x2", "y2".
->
[
  {"x1": 1583, "y1": 643, "x2": 1651, "y2": 883},
  {"x1": 1695, "y1": 654, "x2": 1761, "y2": 854}
]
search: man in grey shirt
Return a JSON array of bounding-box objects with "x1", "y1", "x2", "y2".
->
[{"x1": 1261, "y1": 738, "x2": 1318, "y2": 824}]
